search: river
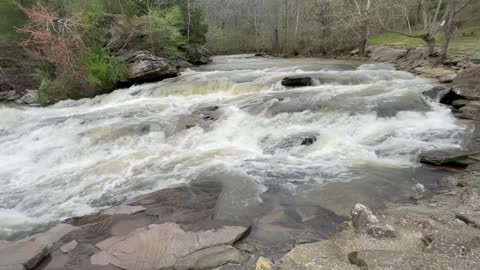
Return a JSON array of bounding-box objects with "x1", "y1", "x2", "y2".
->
[{"x1": 0, "y1": 55, "x2": 471, "y2": 243}]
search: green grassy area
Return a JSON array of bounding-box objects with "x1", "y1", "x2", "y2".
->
[{"x1": 369, "y1": 26, "x2": 480, "y2": 57}]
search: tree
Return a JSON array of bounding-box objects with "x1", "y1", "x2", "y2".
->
[
  {"x1": 353, "y1": 0, "x2": 373, "y2": 57},
  {"x1": 17, "y1": 3, "x2": 86, "y2": 78},
  {"x1": 440, "y1": 0, "x2": 474, "y2": 61},
  {"x1": 376, "y1": 0, "x2": 446, "y2": 56}
]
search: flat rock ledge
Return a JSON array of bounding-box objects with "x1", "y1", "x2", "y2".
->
[{"x1": 0, "y1": 182, "x2": 250, "y2": 270}]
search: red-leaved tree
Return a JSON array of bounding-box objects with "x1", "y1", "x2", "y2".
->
[{"x1": 17, "y1": 3, "x2": 86, "y2": 79}]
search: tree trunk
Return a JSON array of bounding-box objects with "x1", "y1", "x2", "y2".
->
[
  {"x1": 359, "y1": 21, "x2": 368, "y2": 57},
  {"x1": 274, "y1": 29, "x2": 279, "y2": 52},
  {"x1": 441, "y1": 1, "x2": 456, "y2": 61},
  {"x1": 187, "y1": 0, "x2": 191, "y2": 40},
  {"x1": 422, "y1": 34, "x2": 436, "y2": 56}
]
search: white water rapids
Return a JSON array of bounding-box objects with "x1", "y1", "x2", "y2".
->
[{"x1": 0, "y1": 55, "x2": 471, "y2": 239}]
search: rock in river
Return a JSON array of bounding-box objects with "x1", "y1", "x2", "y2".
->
[
  {"x1": 184, "y1": 44, "x2": 213, "y2": 65},
  {"x1": 281, "y1": 76, "x2": 316, "y2": 87},
  {"x1": 119, "y1": 51, "x2": 179, "y2": 87}
]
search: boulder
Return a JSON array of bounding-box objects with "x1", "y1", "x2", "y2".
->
[
  {"x1": 455, "y1": 101, "x2": 480, "y2": 120},
  {"x1": 369, "y1": 46, "x2": 408, "y2": 62},
  {"x1": 351, "y1": 204, "x2": 379, "y2": 233},
  {"x1": 0, "y1": 89, "x2": 19, "y2": 101},
  {"x1": 281, "y1": 76, "x2": 316, "y2": 87},
  {"x1": 16, "y1": 90, "x2": 38, "y2": 105},
  {"x1": 168, "y1": 57, "x2": 194, "y2": 69},
  {"x1": 422, "y1": 86, "x2": 451, "y2": 100},
  {"x1": 119, "y1": 51, "x2": 179, "y2": 87},
  {"x1": 264, "y1": 133, "x2": 318, "y2": 154},
  {"x1": 0, "y1": 241, "x2": 48, "y2": 270},
  {"x1": 414, "y1": 66, "x2": 457, "y2": 83},
  {"x1": 185, "y1": 44, "x2": 212, "y2": 65},
  {"x1": 471, "y1": 53, "x2": 480, "y2": 64},
  {"x1": 180, "y1": 105, "x2": 222, "y2": 130},
  {"x1": 452, "y1": 66, "x2": 480, "y2": 100},
  {"x1": 91, "y1": 222, "x2": 249, "y2": 270},
  {"x1": 419, "y1": 150, "x2": 480, "y2": 168}
]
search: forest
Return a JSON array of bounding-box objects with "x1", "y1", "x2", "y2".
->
[
  {"x1": 0, "y1": 0, "x2": 479, "y2": 103},
  {"x1": 2, "y1": 1, "x2": 480, "y2": 270}
]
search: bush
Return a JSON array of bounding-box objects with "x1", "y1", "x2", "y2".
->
[
  {"x1": 37, "y1": 78, "x2": 78, "y2": 105},
  {"x1": 142, "y1": 6, "x2": 186, "y2": 57},
  {"x1": 84, "y1": 48, "x2": 128, "y2": 90}
]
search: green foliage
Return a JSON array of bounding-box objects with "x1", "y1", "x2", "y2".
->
[
  {"x1": 83, "y1": 48, "x2": 128, "y2": 89},
  {"x1": 37, "y1": 78, "x2": 78, "y2": 105},
  {"x1": 142, "y1": 6, "x2": 186, "y2": 56},
  {"x1": 0, "y1": 0, "x2": 26, "y2": 39}
]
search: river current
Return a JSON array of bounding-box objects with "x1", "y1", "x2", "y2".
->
[{"x1": 0, "y1": 55, "x2": 471, "y2": 240}]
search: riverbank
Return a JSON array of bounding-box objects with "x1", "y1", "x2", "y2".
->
[{"x1": 272, "y1": 48, "x2": 480, "y2": 269}]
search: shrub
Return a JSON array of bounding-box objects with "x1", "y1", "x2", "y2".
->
[
  {"x1": 84, "y1": 48, "x2": 128, "y2": 90},
  {"x1": 37, "y1": 78, "x2": 78, "y2": 105}
]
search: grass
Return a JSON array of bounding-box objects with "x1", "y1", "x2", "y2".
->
[{"x1": 369, "y1": 26, "x2": 480, "y2": 57}]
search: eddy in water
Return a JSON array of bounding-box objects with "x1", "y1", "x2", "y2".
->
[{"x1": 0, "y1": 55, "x2": 470, "y2": 241}]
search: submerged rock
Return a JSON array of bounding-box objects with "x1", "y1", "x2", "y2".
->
[
  {"x1": 281, "y1": 76, "x2": 316, "y2": 87},
  {"x1": 422, "y1": 86, "x2": 451, "y2": 101},
  {"x1": 264, "y1": 133, "x2": 318, "y2": 154},
  {"x1": 180, "y1": 105, "x2": 222, "y2": 130}
]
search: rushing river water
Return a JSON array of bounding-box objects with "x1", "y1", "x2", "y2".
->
[{"x1": 0, "y1": 55, "x2": 471, "y2": 241}]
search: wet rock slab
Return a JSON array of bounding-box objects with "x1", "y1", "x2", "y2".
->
[
  {"x1": 0, "y1": 182, "x2": 252, "y2": 270},
  {"x1": 91, "y1": 223, "x2": 248, "y2": 270},
  {"x1": 419, "y1": 150, "x2": 480, "y2": 168}
]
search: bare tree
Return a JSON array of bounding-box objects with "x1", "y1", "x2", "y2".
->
[
  {"x1": 376, "y1": 0, "x2": 446, "y2": 56},
  {"x1": 440, "y1": 0, "x2": 474, "y2": 60}
]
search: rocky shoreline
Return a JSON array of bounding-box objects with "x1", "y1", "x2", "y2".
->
[
  {"x1": 272, "y1": 47, "x2": 480, "y2": 270},
  {"x1": 2, "y1": 50, "x2": 480, "y2": 270}
]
